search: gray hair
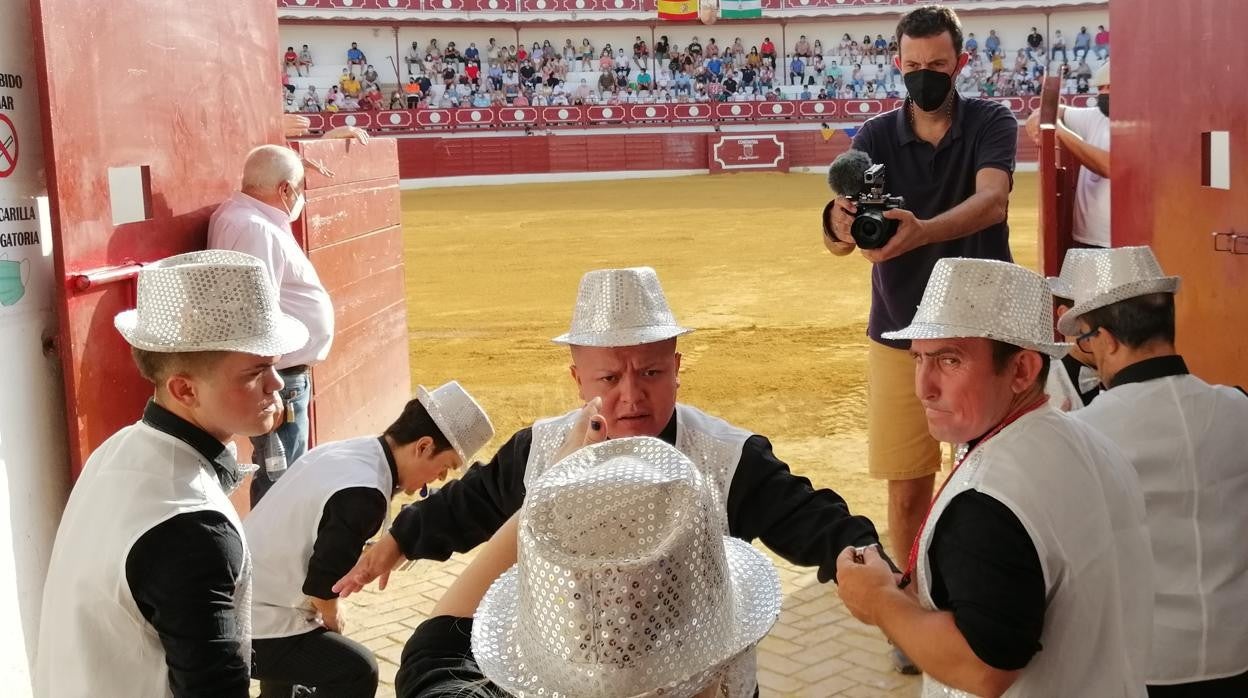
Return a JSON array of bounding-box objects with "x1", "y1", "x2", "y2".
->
[{"x1": 241, "y1": 145, "x2": 304, "y2": 192}]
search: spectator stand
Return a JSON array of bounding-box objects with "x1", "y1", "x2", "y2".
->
[{"x1": 275, "y1": 0, "x2": 1102, "y2": 14}]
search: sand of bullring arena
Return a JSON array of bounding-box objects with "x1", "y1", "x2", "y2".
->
[{"x1": 402, "y1": 171, "x2": 1039, "y2": 537}]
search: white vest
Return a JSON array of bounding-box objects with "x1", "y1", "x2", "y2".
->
[
  {"x1": 916, "y1": 408, "x2": 1153, "y2": 698},
  {"x1": 35, "y1": 422, "x2": 251, "y2": 698},
  {"x1": 527, "y1": 404, "x2": 752, "y2": 533},
  {"x1": 1075, "y1": 375, "x2": 1248, "y2": 684},
  {"x1": 246, "y1": 436, "x2": 393, "y2": 639}
]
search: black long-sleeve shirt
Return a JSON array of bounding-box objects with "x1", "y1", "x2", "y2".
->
[
  {"x1": 125, "y1": 401, "x2": 249, "y2": 697},
  {"x1": 302, "y1": 437, "x2": 398, "y2": 599},
  {"x1": 928, "y1": 491, "x2": 1046, "y2": 671},
  {"x1": 395, "y1": 616, "x2": 501, "y2": 698},
  {"x1": 389, "y1": 410, "x2": 883, "y2": 583}
]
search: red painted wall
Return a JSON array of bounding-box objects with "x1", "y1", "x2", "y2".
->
[
  {"x1": 396, "y1": 126, "x2": 1033, "y2": 179},
  {"x1": 293, "y1": 138, "x2": 412, "y2": 447}
]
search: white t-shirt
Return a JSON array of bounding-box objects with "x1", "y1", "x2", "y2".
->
[{"x1": 1063, "y1": 106, "x2": 1112, "y2": 247}]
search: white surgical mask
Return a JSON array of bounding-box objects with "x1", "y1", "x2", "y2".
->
[
  {"x1": 287, "y1": 192, "x2": 305, "y2": 223},
  {"x1": 284, "y1": 183, "x2": 305, "y2": 222}
]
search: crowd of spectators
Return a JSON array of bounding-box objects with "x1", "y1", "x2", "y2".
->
[
  {"x1": 281, "y1": 24, "x2": 1108, "y2": 113},
  {"x1": 955, "y1": 24, "x2": 1110, "y2": 98}
]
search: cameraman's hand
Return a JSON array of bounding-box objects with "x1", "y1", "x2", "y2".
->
[
  {"x1": 860, "y1": 208, "x2": 931, "y2": 264},
  {"x1": 824, "y1": 196, "x2": 858, "y2": 252}
]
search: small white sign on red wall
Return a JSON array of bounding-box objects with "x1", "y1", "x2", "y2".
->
[{"x1": 709, "y1": 134, "x2": 789, "y2": 173}]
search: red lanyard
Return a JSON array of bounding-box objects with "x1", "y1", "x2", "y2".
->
[{"x1": 899, "y1": 396, "x2": 1048, "y2": 588}]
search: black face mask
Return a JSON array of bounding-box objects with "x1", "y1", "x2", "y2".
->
[
  {"x1": 1096, "y1": 93, "x2": 1110, "y2": 117},
  {"x1": 904, "y1": 68, "x2": 953, "y2": 112}
]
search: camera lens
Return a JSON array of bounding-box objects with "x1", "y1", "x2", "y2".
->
[{"x1": 851, "y1": 211, "x2": 890, "y2": 249}]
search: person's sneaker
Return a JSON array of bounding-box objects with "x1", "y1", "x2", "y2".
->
[{"x1": 890, "y1": 647, "x2": 921, "y2": 675}]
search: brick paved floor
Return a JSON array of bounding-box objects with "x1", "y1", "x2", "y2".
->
[{"x1": 269, "y1": 545, "x2": 922, "y2": 697}]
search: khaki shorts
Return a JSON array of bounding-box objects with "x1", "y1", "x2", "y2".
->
[{"x1": 867, "y1": 339, "x2": 942, "y2": 480}]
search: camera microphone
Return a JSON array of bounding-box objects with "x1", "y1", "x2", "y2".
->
[{"x1": 827, "y1": 149, "x2": 873, "y2": 198}]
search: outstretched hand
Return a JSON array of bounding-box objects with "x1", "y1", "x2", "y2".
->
[{"x1": 332, "y1": 532, "x2": 404, "y2": 598}]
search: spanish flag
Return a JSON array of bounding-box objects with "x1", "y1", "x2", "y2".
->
[{"x1": 658, "y1": 0, "x2": 698, "y2": 21}]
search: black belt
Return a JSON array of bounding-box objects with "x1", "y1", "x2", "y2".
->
[{"x1": 278, "y1": 365, "x2": 309, "y2": 375}]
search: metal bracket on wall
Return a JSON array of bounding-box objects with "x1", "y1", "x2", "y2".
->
[
  {"x1": 67, "y1": 261, "x2": 145, "y2": 308},
  {"x1": 68, "y1": 262, "x2": 144, "y2": 293},
  {"x1": 1212, "y1": 231, "x2": 1248, "y2": 255}
]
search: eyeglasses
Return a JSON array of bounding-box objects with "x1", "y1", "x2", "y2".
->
[{"x1": 1073, "y1": 326, "x2": 1101, "y2": 352}]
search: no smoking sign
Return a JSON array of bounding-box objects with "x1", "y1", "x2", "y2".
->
[{"x1": 0, "y1": 114, "x2": 17, "y2": 179}]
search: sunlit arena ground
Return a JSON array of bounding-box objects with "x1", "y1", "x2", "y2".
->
[
  {"x1": 298, "y1": 171, "x2": 1039, "y2": 697},
  {"x1": 403, "y1": 171, "x2": 1039, "y2": 530}
]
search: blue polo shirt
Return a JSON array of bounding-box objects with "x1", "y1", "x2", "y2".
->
[{"x1": 850, "y1": 94, "x2": 1017, "y2": 349}]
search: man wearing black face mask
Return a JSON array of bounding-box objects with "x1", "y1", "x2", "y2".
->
[
  {"x1": 1026, "y1": 61, "x2": 1111, "y2": 247},
  {"x1": 822, "y1": 5, "x2": 1017, "y2": 675}
]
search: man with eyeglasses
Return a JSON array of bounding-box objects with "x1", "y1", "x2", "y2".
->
[{"x1": 1055, "y1": 246, "x2": 1248, "y2": 697}]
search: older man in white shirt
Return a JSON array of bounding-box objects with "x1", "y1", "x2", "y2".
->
[
  {"x1": 209, "y1": 145, "x2": 335, "y2": 505},
  {"x1": 1056, "y1": 246, "x2": 1248, "y2": 697}
]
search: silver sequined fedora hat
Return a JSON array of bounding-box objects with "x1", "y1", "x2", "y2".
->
[
  {"x1": 1051, "y1": 246, "x2": 1180, "y2": 336},
  {"x1": 115, "y1": 250, "x2": 309, "y2": 356},
  {"x1": 472, "y1": 437, "x2": 782, "y2": 698},
  {"x1": 415, "y1": 380, "x2": 494, "y2": 465},
  {"x1": 552, "y1": 267, "x2": 694, "y2": 347},
  {"x1": 883, "y1": 258, "x2": 1070, "y2": 358}
]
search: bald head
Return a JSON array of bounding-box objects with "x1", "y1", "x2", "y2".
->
[{"x1": 241, "y1": 145, "x2": 303, "y2": 195}]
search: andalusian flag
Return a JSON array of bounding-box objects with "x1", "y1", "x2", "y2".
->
[
  {"x1": 721, "y1": 0, "x2": 761, "y2": 19},
  {"x1": 658, "y1": 0, "x2": 698, "y2": 21}
]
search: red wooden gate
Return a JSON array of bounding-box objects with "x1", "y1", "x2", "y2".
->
[
  {"x1": 1036, "y1": 76, "x2": 1078, "y2": 279},
  {"x1": 29, "y1": 0, "x2": 411, "y2": 481},
  {"x1": 30, "y1": 0, "x2": 284, "y2": 476},
  {"x1": 1111, "y1": 0, "x2": 1247, "y2": 386}
]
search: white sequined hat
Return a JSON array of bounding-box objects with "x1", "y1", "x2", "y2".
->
[
  {"x1": 416, "y1": 380, "x2": 494, "y2": 465},
  {"x1": 883, "y1": 258, "x2": 1070, "y2": 358},
  {"x1": 552, "y1": 267, "x2": 694, "y2": 347},
  {"x1": 1051, "y1": 246, "x2": 1179, "y2": 336},
  {"x1": 472, "y1": 437, "x2": 781, "y2": 698},
  {"x1": 114, "y1": 250, "x2": 309, "y2": 356}
]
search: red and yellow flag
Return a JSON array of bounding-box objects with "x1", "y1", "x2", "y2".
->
[{"x1": 658, "y1": 0, "x2": 698, "y2": 21}]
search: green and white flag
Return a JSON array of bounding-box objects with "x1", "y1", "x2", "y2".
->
[{"x1": 721, "y1": 0, "x2": 762, "y2": 19}]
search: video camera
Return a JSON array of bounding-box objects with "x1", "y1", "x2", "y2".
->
[{"x1": 825, "y1": 150, "x2": 907, "y2": 250}]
